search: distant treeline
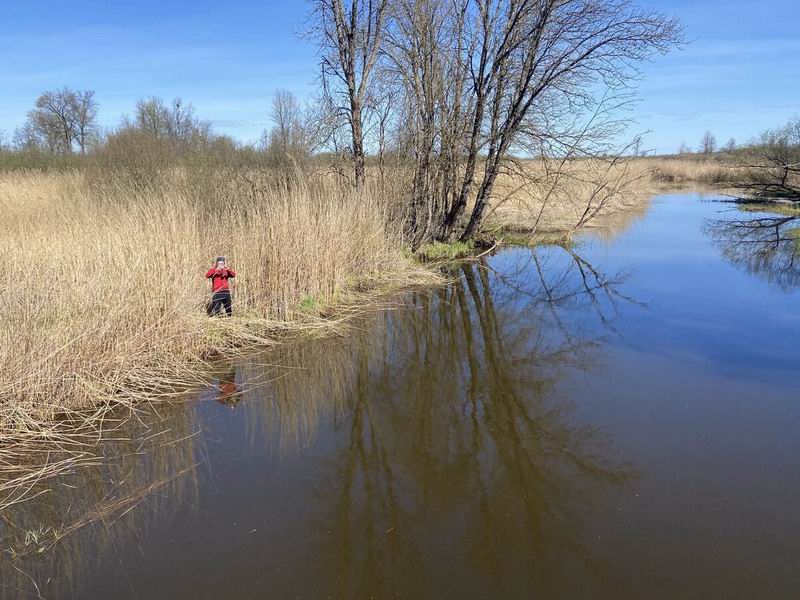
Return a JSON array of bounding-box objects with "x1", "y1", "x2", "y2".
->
[{"x1": 0, "y1": 89, "x2": 324, "y2": 172}]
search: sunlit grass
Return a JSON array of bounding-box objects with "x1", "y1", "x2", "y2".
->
[
  {"x1": 739, "y1": 202, "x2": 800, "y2": 217},
  {"x1": 788, "y1": 227, "x2": 800, "y2": 253},
  {"x1": 416, "y1": 240, "x2": 476, "y2": 261},
  {"x1": 0, "y1": 169, "x2": 442, "y2": 507}
]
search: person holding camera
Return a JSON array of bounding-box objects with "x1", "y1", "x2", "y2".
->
[{"x1": 206, "y1": 256, "x2": 236, "y2": 316}]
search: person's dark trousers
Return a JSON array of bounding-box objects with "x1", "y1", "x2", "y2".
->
[{"x1": 208, "y1": 291, "x2": 233, "y2": 316}]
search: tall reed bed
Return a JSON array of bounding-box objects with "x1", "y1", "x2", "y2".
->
[
  {"x1": 0, "y1": 169, "x2": 432, "y2": 504},
  {"x1": 637, "y1": 156, "x2": 735, "y2": 187},
  {"x1": 487, "y1": 158, "x2": 654, "y2": 236}
]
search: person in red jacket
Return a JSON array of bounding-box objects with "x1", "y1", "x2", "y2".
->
[{"x1": 206, "y1": 256, "x2": 236, "y2": 316}]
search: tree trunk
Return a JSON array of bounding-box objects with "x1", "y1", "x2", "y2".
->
[
  {"x1": 350, "y1": 102, "x2": 366, "y2": 187},
  {"x1": 439, "y1": 128, "x2": 480, "y2": 240},
  {"x1": 460, "y1": 160, "x2": 501, "y2": 241}
]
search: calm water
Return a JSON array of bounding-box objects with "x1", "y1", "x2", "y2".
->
[{"x1": 2, "y1": 193, "x2": 799, "y2": 599}]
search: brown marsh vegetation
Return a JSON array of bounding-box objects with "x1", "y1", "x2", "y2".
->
[{"x1": 0, "y1": 167, "x2": 436, "y2": 509}]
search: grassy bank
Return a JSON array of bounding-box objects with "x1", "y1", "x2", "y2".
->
[
  {"x1": 636, "y1": 156, "x2": 735, "y2": 188},
  {"x1": 0, "y1": 169, "x2": 443, "y2": 505},
  {"x1": 0, "y1": 159, "x2": 662, "y2": 506},
  {"x1": 483, "y1": 158, "x2": 655, "y2": 242}
]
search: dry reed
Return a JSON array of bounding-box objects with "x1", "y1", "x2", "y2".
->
[
  {"x1": 487, "y1": 158, "x2": 654, "y2": 237},
  {"x1": 0, "y1": 168, "x2": 436, "y2": 506},
  {"x1": 635, "y1": 156, "x2": 735, "y2": 187}
]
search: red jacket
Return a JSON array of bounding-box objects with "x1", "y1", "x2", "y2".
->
[{"x1": 206, "y1": 267, "x2": 236, "y2": 292}]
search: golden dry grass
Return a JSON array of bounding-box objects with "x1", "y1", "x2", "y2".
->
[
  {"x1": 0, "y1": 160, "x2": 657, "y2": 425},
  {"x1": 0, "y1": 168, "x2": 440, "y2": 506},
  {"x1": 635, "y1": 156, "x2": 734, "y2": 188},
  {"x1": 486, "y1": 157, "x2": 654, "y2": 238}
]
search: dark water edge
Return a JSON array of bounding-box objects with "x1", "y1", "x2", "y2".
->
[{"x1": 1, "y1": 193, "x2": 799, "y2": 599}]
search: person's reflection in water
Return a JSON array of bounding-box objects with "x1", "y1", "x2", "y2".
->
[{"x1": 215, "y1": 366, "x2": 242, "y2": 408}]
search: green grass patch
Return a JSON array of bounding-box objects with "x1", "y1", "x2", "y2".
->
[
  {"x1": 788, "y1": 227, "x2": 800, "y2": 254},
  {"x1": 739, "y1": 202, "x2": 800, "y2": 217},
  {"x1": 416, "y1": 240, "x2": 476, "y2": 261},
  {"x1": 299, "y1": 294, "x2": 319, "y2": 313}
]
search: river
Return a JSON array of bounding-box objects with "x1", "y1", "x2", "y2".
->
[{"x1": 1, "y1": 192, "x2": 798, "y2": 599}]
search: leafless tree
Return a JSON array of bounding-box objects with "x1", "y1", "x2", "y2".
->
[
  {"x1": 723, "y1": 137, "x2": 736, "y2": 153},
  {"x1": 134, "y1": 97, "x2": 171, "y2": 137},
  {"x1": 678, "y1": 142, "x2": 692, "y2": 154},
  {"x1": 308, "y1": 0, "x2": 391, "y2": 186},
  {"x1": 24, "y1": 88, "x2": 98, "y2": 154},
  {"x1": 263, "y1": 89, "x2": 311, "y2": 163},
  {"x1": 69, "y1": 90, "x2": 99, "y2": 155},
  {"x1": 383, "y1": 0, "x2": 474, "y2": 244},
  {"x1": 700, "y1": 130, "x2": 716, "y2": 154},
  {"x1": 386, "y1": 0, "x2": 681, "y2": 243},
  {"x1": 372, "y1": 84, "x2": 398, "y2": 191},
  {"x1": 725, "y1": 118, "x2": 800, "y2": 201},
  {"x1": 33, "y1": 89, "x2": 77, "y2": 153},
  {"x1": 132, "y1": 97, "x2": 210, "y2": 145},
  {"x1": 12, "y1": 123, "x2": 41, "y2": 151}
]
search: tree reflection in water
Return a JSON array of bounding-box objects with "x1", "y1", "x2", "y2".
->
[
  {"x1": 705, "y1": 210, "x2": 800, "y2": 290},
  {"x1": 296, "y1": 247, "x2": 640, "y2": 599},
  {"x1": 1, "y1": 245, "x2": 640, "y2": 599}
]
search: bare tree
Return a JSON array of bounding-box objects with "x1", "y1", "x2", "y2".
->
[
  {"x1": 12, "y1": 123, "x2": 43, "y2": 151},
  {"x1": 265, "y1": 89, "x2": 311, "y2": 162},
  {"x1": 308, "y1": 0, "x2": 391, "y2": 186},
  {"x1": 418, "y1": 0, "x2": 681, "y2": 239},
  {"x1": 131, "y1": 97, "x2": 211, "y2": 145},
  {"x1": 383, "y1": 0, "x2": 473, "y2": 244},
  {"x1": 386, "y1": 0, "x2": 681, "y2": 245},
  {"x1": 678, "y1": 142, "x2": 692, "y2": 154},
  {"x1": 25, "y1": 88, "x2": 92, "y2": 154},
  {"x1": 725, "y1": 117, "x2": 800, "y2": 201},
  {"x1": 69, "y1": 90, "x2": 99, "y2": 155},
  {"x1": 632, "y1": 137, "x2": 643, "y2": 157},
  {"x1": 700, "y1": 130, "x2": 716, "y2": 154},
  {"x1": 134, "y1": 97, "x2": 171, "y2": 137},
  {"x1": 271, "y1": 90, "x2": 303, "y2": 150},
  {"x1": 723, "y1": 137, "x2": 736, "y2": 153}
]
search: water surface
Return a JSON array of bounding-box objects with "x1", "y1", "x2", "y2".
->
[{"x1": 2, "y1": 193, "x2": 799, "y2": 599}]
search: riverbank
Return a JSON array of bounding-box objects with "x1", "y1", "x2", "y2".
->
[
  {"x1": 0, "y1": 163, "x2": 661, "y2": 507},
  {"x1": 0, "y1": 169, "x2": 443, "y2": 507}
]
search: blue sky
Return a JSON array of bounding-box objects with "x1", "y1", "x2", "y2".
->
[{"x1": 1, "y1": 0, "x2": 798, "y2": 153}]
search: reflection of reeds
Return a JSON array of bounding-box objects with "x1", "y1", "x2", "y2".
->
[
  {"x1": 234, "y1": 310, "x2": 395, "y2": 456},
  {"x1": 487, "y1": 158, "x2": 654, "y2": 236},
  {"x1": 8, "y1": 463, "x2": 198, "y2": 559},
  {"x1": 0, "y1": 397, "x2": 204, "y2": 599}
]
